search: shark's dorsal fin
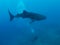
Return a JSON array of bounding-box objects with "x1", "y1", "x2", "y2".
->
[{"x1": 23, "y1": 10, "x2": 28, "y2": 14}]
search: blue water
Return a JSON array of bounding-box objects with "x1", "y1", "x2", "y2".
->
[{"x1": 0, "y1": 0, "x2": 60, "y2": 45}]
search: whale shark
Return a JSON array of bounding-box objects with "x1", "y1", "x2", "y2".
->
[{"x1": 8, "y1": 10, "x2": 46, "y2": 23}]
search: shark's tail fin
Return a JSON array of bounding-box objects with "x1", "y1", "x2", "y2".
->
[{"x1": 8, "y1": 10, "x2": 14, "y2": 21}]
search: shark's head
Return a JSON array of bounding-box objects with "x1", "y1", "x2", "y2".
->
[
  {"x1": 27, "y1": 12, "x2": 46, "y2": 21},
  {"x1": 38, "y1": 14, "x2": 46, "y2": 20}
]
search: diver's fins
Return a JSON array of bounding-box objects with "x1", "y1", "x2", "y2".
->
[{"x1": 8, "y1": 10, "x2": 14, "y2": 21}]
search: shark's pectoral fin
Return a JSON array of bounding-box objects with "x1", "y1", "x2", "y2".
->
[{"x1": 30, "y1": 19, "x2": 35, "y2": 23}]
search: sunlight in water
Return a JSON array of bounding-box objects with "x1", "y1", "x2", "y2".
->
[
  {"x1": 16, "y1": 0, "x2": 26, "y2": 14},
  {"x1": 31, "y1": 28, "x2": 35, "y2": 34},
  {"x1": 27, "y1": 23, "x2": 35, "y2": 34}
]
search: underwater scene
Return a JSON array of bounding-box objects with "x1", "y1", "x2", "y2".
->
[{"x1": 0, "y1": 0, "x2": 60, "y2": 45}]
